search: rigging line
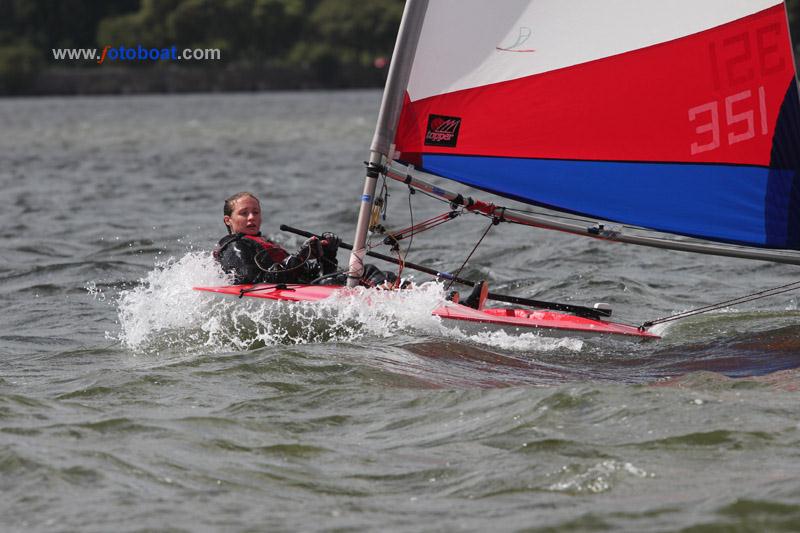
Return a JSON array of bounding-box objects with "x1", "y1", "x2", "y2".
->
[
  {"x1": 310, "y1": 268, "x2": 349, "y2": 285},
  {"x1": 386, "y1": 211, "x2": 459, "y2": 242},
  {"x1": 366, "y1": 175, "x2": 390, "y2": 248},
  {"x1": 353, "y1": 228, "x2": 371, "y2": 281},
  {"x1": 397, "y1": 184, "x2": 414, "y2": 286},
  {"x1": 380, "y1": 174, "x2": 389, "y2": 221},
  {"x1": 400, "y1": 179, "x2": 651, "y2": 237},
  {"x1": 656, "y1": 280, "x2": 800, "y2": 319},
  {"x1": 350, "y1": 247, "x2": 366, "y2": 280},
  {"x1": 445, "y1": 216, "x2": 497, "y2": 291},
  {"x1": 394, "y1": 245, "x2": 405, "y2": 288},
  {"x1": 640, "y1": 279, "x2": 800, "y2": 329},
  {"x1": 401, "y1": 181, "x2": 541, "y2": 231}
]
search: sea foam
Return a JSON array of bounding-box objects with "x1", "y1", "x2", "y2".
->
[{"x1": 113, "y1": 252, "x2": 583, "y2": 354}]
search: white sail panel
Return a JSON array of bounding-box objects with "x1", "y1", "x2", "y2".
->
[
  {"x1": 394, "y1": 0, "x2": 800, "y2": 249},
  {"x1": 407, "y1": 0, "x2": 783, "y2": 101}
]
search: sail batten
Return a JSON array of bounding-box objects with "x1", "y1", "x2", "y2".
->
[{"x1": 392, "y1": 0, "x2": 800, "y2": 251}]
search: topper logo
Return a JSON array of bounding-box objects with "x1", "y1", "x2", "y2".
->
[{"x1": 425, "y1": 114, "x2": 461, "y2": 147}]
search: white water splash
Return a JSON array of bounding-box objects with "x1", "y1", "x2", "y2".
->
[
  {"x1": 116, "y1": 252, "x2": 232, "y2": 350},
  {"x1": 85, "y1": 280, "x2": 106, "y2": 302},
  {"x1": 647, "y1": 321, "x2": 673, "y2": 338},
  {"x1": 457, "y1": 330, "x2": 584, "y2": 352},
  {"x1": 114, "y1": 253, "x2": 449, "y2": 352},
  {"x1": 319, "y1": 281, "x2": 451, "y2": 337},
  {"x1": 113, "y1": 252, "x2": 586, "y2": 354},
  {"x1": 547, "y1": 460, "x2": 653, "y2": 494}
]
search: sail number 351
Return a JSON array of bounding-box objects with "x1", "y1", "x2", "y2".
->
[
  {"x1": 688, "y1": 23, "x2": 785, "y2": 155},
  {"x1": 689, "y1": 87, "x2": 768, "y2": 155}
]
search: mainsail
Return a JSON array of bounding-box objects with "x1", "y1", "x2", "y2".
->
[{"x1": 388, "y1": 0, "x2": 800, "y2": 250}]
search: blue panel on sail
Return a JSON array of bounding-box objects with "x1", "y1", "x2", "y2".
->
[{"x1": 420, "y1": 154, "x2": 800, "y2": 249}]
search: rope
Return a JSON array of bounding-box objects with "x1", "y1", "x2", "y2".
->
[
  {"x1": 394, "y1": 188, "x2": 415, "y2": 288},
  {"x1": 445, "y1": 217, "x2": 496, "y2": 291},
  {"x1": 254, "y1": 245, "x2": 313, "y2": 274},
  {"x1": 364, "y1": 186, "x2": 415, "y2": 286},
  {"x1": 385, "y1": 211, "x2": 459, "y2": 244},
  {"x1": 379, "y1": 175, "x2": 389, "y2": 221},
  {"x1": 640, "y1": 279, "x2": 800, "y2": 330}
]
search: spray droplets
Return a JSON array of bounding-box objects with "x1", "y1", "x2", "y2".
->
[{"x1": 113, "y1": 253, "x2": 584, "y2": 355}]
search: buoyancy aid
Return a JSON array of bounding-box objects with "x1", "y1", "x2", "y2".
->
[
  {"x1": 213, "y1": 233, "x2": 289, "y2": 264},
  {"x1": 241, "y1": 235, "x2": 289, "y2": 263}
]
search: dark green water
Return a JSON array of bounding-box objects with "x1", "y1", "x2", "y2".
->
[{"x1": 1, "y1": 91, "x2": 800, "y2": 532}]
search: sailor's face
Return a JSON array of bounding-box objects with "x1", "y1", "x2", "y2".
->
[{"x1": 225, "y1": 196, "x2": 262, "y2": 235}]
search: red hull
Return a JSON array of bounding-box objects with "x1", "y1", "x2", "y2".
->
[{"x1": 193, "y1": 284, "x2": 658, "y2": 339}]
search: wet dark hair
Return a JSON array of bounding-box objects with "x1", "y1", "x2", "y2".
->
[{"x1": 223, "y1": 191, "x2": 260, "y2": 233}]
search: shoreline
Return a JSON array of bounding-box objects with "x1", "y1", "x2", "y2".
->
[{"x1": 8, "y1": 63, "x2": 388, "y2": 97}]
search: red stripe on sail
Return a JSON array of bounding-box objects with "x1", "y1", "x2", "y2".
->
[{"x1": 394, "y1": 4, "x2": 793, "y2": 167}]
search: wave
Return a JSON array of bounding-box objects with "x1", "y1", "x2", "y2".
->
[{"x1": 111, "y1": 252, "x2": 585, "y2": 356}]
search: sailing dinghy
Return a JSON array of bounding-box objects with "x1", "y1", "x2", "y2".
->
[{"x1": 197, "y1": 0, "x2": 800, "y2": 340}]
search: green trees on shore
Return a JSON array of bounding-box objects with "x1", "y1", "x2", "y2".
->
[
  {"x1": 0, "y1": 0, "x2": 138, "y2": 93},
  {"x1": 95, "y1": 0, "x2": 309, "y2": 62},
  {"x1": 2, "y1": 0, "x2": 800, "y2": 95},
  {"x1": 0, "y1": 0, "x2": 403, "y2": 94}
]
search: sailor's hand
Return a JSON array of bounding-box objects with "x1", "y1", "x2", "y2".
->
[
  {"x1": 300, "y1": 236, "x2": 323, "y2": 259},
  {"x1": 375, "y1": 280, "x2": 396, "y2": 290},
  {"x1": 320, "y1": 232, "x2": 340, "y2": 257}
]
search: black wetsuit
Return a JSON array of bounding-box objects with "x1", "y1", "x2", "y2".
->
[
  {"x1": 214, "y1": 232, "x2": 397, "y2": 286},
  {"x1": 214, "y1": 233, "x2": 336, "y2": 285}
]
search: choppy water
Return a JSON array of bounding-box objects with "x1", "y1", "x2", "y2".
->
[{"x1": 2, "y1": 91, "x2": 800, "y2": 532}]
